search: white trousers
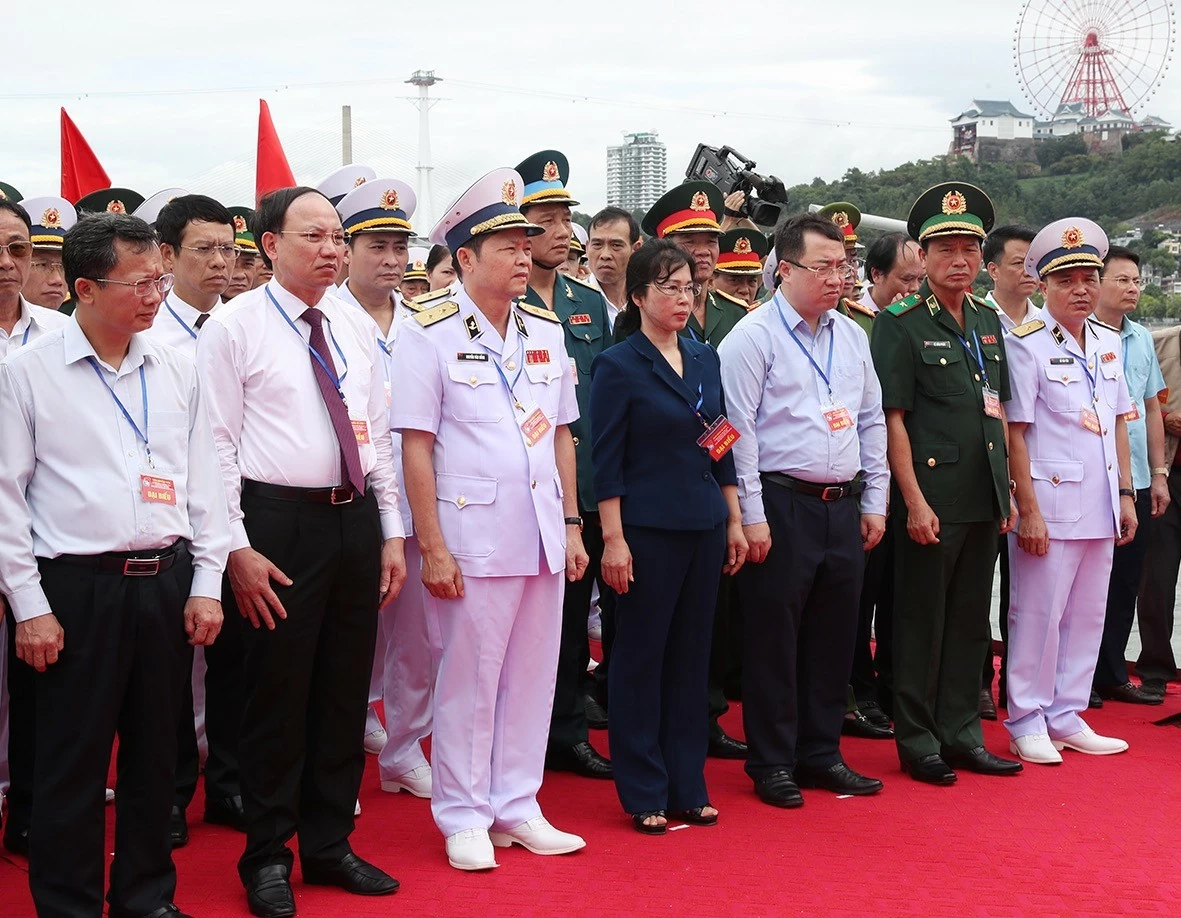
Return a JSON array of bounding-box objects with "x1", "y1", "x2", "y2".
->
[
  {"x1": 428, "y1": 568, "x2": 563, "y2": 838},
  {"x1": 1005, "y1": 536, "x2": 1113, "y2": 739}
]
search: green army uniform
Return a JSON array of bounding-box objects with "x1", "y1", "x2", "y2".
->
[
  {"x1": 869, "y1": 182, "x2": 1012, "y2": 768},
  {"x1": 0, "y1": 181, "x2": 23, "y2": 202},
  {"x1": 837, "y1": 297, "x2": 875, "y2": 337},
  {"x1": 683, "y1": 289, "x2": 746, "y2": 347}
]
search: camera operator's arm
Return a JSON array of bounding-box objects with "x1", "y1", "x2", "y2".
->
[{"x1": 720, "y1": 191, "x2": 758, "y2": 232}]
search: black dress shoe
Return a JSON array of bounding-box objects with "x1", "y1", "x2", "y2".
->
[
  {"x1": 841, "y1": 710, "x2": 894, "y2": 740},
  {"x1": 795, "y1": 762, "x2": 884, "y2": 795},
  {"x1": 1098, "y1": 681, "x2": 1164, "y2": 705},
  {"x1": 246, "y1": 865, "x2": 295, "y2": 918},
  {"x1": 754, "y1": 771, "x2": 803, "y2": 808},
  {"x1": 1141, "y1": 678, "x2": 1167, "y2": 699},
  {"x1": 3, "y1": 825, "x2": 29, "y2": 857},
  {"x1": 545, "y1": 741, "x2": 613, "y2": 778},
  {"x1": 205, "y1": 794, "x2": 248, "y2": 831},
  {"x1": 707, "y1": 725, "x2": 749, "y2": 759},
  {"x1": 141, "y1": 905, "x2": 194, "y2": 918},
  {"x1": 859, "y1": 701, "x2": 891, "y2": 730},
  {"x1": 170, "y1": 806, "x2": 188, "y2": 849},
  {"x1": 302, "y1": 852, "x2": 399, "y2": 896},
  {"x1": 1088, "y1": 689, "x2": 1104, "y2": 709},
  {"x1": 900, "y1": 753, "x2": 957, "y2": 786},
  {"x1": 978, "y1": 689, "x2": 998, "y2": 721},
  {"x1": 584, "y1": 694, "x2": 608, "y2": 730},
  {"x1": 941, "y1": 745, "x2": 1023, "y2": 776}
]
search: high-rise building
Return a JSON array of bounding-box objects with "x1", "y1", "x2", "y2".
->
[{"x1": 606, "y1": 132, "x2": 667, "y2": 213}]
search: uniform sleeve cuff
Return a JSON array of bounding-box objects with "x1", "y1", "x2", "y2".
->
[
  {"x1": 230, "y1": 520, "x2": 251, "y2": 552},
  {"x1": 380, "y1": 512, "x2": 406, "y2": 541},
  {"x1": 8, "y1": 585, "x2": 52, "y2": 623},
  {"x1": 189, "y1": 569, "x2": 224, "y2": 602}
]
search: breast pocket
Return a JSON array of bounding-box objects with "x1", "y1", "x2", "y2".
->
[
  {"x1": 147, "y1": 409, "x2": 189, "y2": 473},
  {"x1": 435, "y1": 473, "x2": 497, "y2": 558},
  {"x1": 1042, "y1": 363, "x2": 1084, "y2": 413},
  {"x1": 523, "y1": 361, "x2": 565, "y2": 414},
  {"x1": 1030, "y1": 458, "x2": 1083, "y2": 523},
  {"x1": 917, "y1": 346, "x2": 965, "y2": 398},
  {"x1": 1100, "y1": 360, "x2": 1124, "y2": 410},
  {"x1": 446, "y1": 362, "x2": 504, "y2": 423},
  {"x1": 566, "y1": 323, "x2": 603, "y2": 374}
]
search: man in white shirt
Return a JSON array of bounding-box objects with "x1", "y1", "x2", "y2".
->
[
  {"x1": 860, "y1": 232, "x2": 925, "y2": 314},
  {"x1": 586, "y1": 207, "x2": 641, "y2": 333},
  {"x1": 197, "y1": 186, "x2": 406, "y2": 916},
  {"x1": 0, "y1": 211, "x2": 230, "y2": 917}
]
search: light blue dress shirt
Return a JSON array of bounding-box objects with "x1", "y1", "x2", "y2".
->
[{"x1": 1117, "y1": 316, "x2": 1167, "y2": 489}]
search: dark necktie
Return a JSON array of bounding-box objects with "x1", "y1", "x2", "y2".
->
[
  {"x1": 303, "y1": 307, "x2": 366, "y2": 495},
  {"x1": 194, "y1": 313, "x2": 210, "y2": 331}
]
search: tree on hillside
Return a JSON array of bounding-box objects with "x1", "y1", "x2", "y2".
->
[{"x1": 1036, "y1": 134, "x2": 1087, "y2": 169}]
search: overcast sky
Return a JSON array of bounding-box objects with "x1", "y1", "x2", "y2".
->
[{"x1": 4, "y1": 0, "x2": 1179, "y2": 227}]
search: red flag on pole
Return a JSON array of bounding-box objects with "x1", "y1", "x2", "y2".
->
[
  {"x1": 60, "y1": 108, "x2": 111, "y2": 202},
  {"x1": 256, "y1": 100, "x2": 296, "y2": 205}
]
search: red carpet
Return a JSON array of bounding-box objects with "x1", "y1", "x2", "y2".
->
[{"x1": 2, "y1": 691, "x2": 1178, "y2": 917}]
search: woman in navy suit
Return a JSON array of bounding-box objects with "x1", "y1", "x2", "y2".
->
[{"x1": 590, "y1": 240, "x2": 747, "y2": 834}]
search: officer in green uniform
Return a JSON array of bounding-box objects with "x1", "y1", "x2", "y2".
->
[
  {"x1": 514, "y1": 150, "x2": 614, "y2": 780},
  {"x1": 712, "y1": 229, "x2": 767, "y2": 310},
  {"x1": 74, "y1": 188, "x2": 145, "y2": 217},
  {"x1": 818, "y1": 202, "x2": 876, "y2": 338},
  {"x1": 869, "y1": 183, "x2": 1023, "y2": 784},
  {"x1": 641, "y1": 182, "x2": 746, "y2": 348}
]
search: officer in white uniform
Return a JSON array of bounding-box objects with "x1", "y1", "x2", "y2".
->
[
  {"x1": 21, "y1": 196, "x2": 78, "y2": 311},
  {"x1": 334, "y1": 178, "x2": 436, "y2": 796},
  {"x1": 1004, "y1": 218, "x2": 1137, "y2": 764},
  {"x1": 390, "y1": 168, "x2": 589, "y2": 871},
  {"x1": 133, "y1": 188, "x2": 189, "y2": 229}
]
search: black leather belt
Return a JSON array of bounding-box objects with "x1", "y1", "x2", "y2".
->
[
  {"x1": 49, "y1": 540, "x2": 184, "y2": 577},
  {"x1": 762, "y1": 472, "x2": 864, "y2": 501},
  {"x1": 242, "y1": 479, "x2": 360, "y2": 505}
]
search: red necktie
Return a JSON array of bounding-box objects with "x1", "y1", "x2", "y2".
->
[{"x1": 303, "y1": 307, "x2": 366, "y2": 495}]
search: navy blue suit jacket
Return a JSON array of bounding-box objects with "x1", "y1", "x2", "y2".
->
[{"x1": 590, "y1": 331, "x2": 737, "y2": 531}]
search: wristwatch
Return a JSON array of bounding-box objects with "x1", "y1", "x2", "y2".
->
[
  {"x1": 1119, "y1": 488, "x2": 1136, "y2": 500},
  {"x1": 564, "y1": 516, "x2": 584, "y2": 531}
]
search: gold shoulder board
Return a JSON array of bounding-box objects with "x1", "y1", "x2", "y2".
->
[
  {"x1": 1010, "y1": 319, "x2": 1046, "y2": 338},
  {"x1": 516, "y1": 301, "x2": 561, "y2": 323},
  {"x1": 414, "y1": 301, "x2": 459, "y2": 327}
]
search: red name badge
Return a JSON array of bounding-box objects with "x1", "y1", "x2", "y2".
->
[
  {"x1": 520, "y1": 406, "x2": 552, "y2": 446},
  {"x1": 351, "y1": 419, "x2": 370, "y2": 444},
  {"x1": 1100, "y1": 351, "x2": 1117, "y2": 363},
  {"x1": 1081, "y1": 408, "x2": 1102, "y2": 434},
  {"x1": 982, "y1": 387, "x2": 1002, "y2": 419},
  {"x1": 140, "y1": 474, "x2": 177, "y2": 505},
  {"x1": 980, "y1": 334, "x2": 997, "y2": 345},
  {"x1": 568, "y1": 314, "x2": 592, "y2": 325},
  {"x1": 1124, "y1": 402, "x2": 1141, "y2": 422},
  {"x1": 697, "y1": 416, "x2": 741, "y2": 460},
  {"x1": 525, "y1": 349, "x2": 550, "y2": 366},
  {"x1": 822, "y1": 405, "x2": 854, "y2": 432}
]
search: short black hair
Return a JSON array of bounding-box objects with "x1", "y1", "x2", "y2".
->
[
  {"x1": 63, "y1": 213, "x2": 159, "y2": 300},
  {"x1": 983, "y1": 225, "x2": 1036, "y2": 268},
  {"x1": 1103, "y1": 245, "x2": 1141, "y2": 273},
  {"x1": 155, "y1": 194, "x2": 234, "y2": 250},
  {"x1": 590, "y1": 206, "x2": 641, "y2": 245},
  {"x1": 252, "y1": 186, "x2": 330, "y2": 269},
  {"x1": 0, "y1": 199, "x2": 32, "y2": 233},
  {"x1": 453, "y1": 234, "x2": 492, "y2": 282},
  {"x1": 865, "y1": 232, "x2": 916, "y2": 285},
  {"x1": 426, "y1": 243, "x2": 451, "y2": 274},
  {"x1": 614, "y1": 239, "x2": 694, "y2": 339},
  {"x1": 773, "y1": 213, "x2": 844, "y2": 265}
]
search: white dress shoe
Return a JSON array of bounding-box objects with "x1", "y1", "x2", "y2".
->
[
  {"x1": 380, "y1": 765, "x2": 432, "y2": 798},
  {"x1": 1009, "y1": 733, "x2": 1063, "y2": 765},
  {"x1": 105, "y1": 788, "x2": 115, "y2": 804},
  {"x1": 445, "y1": 828, "x2": 499, "y2": 871},
  {"x1": 488, "y1": 816, "x2": 586, "y2": 855},
  {"x1": 354, "y1": 798, "x2": 361, "y2": 817},
  {"x1": 363, "y1": 726, "x2": 388, "y2": 755},
  {"x1": 1052, "y1": 728, "x2": 1128, "y2": 755}
]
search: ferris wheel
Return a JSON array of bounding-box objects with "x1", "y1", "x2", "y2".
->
[{"x1": 1013, "y1": 0, "x2": 1176, "y2": 119}]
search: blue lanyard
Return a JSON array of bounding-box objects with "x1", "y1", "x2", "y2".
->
[
  {"x1": 480, "y1": 325, "x2": 526, "y2": 412},
  {"x1": 164, "y1": 297, "x2": 198, "y2": 340},
  {"x1": 266, "y1": 288, "x2": 349, "y2": 390},
  {"x1": 686, "y1": 324, "x2": 702, "y2": 344},
  {"x1": 955, "y1": 330, "x2": 990, "y2": 387},
  {"x1": 87, "y1": 357, "x2": 153, "y2": 466},
  {"x1": 377, "y1": 337, "x2": 392, "y2": 358},
  {"x1": 21, "y1": 324, "x2": 30, "y2": 346},
  {"x1": 776, "y1": 299, "x2": 834, "y2": 399}
]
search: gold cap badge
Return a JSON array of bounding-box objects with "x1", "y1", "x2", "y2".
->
[
  {"x1": 233, "y1": 215, "x2": 247, "y2": 233},
  {"x1": 107, "y1": 200, "x2": 126, "y2": 214},
  {"x1": 501, "y1": 180, "x2": 518, "y2": 206},
  {"x1": 380, "y1": 188, "x2": 400, "y2": 210},
  {"x1": 831, "y1": 211, "x2": 849, "y2": 227},
  {"x1": 690, "y1": 191, "x2": 710, "y2": 212},
  {"x1": 41, "y1": 207, "x2": 62, "y2": 229},
  {"x1": 734, "y1": 236, "x2": 752, "y2": 254},
  {"x1": 941, "y1": 190, "x2": 967, "y2": 215},
  {"x1": 1061, "y1": 226, "x2": 1085, "y2": 249},
  {"x1": 353, "y1": 176, "x2": 367, "y2": 187},
  {"x1": 542, "y1": 161, "x2": 560, "y2": 183}
]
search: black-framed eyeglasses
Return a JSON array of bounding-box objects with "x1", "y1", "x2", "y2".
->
[
  {"x1": 786, "y1": 260, "x2": 856, "y2": 281},
  {"x1": 277, "y1": 230, "x2": 347, "y2": 247},
  {"x1": 92, "y1": 273, "x2": 175, "y2": 298}
]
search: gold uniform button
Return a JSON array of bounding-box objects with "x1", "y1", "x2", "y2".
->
[
  {"x1": 927, "y1": 458, "x2": 936, "y2": 467},
  {"x1": 469, "y1": 375, "x2": 478, "y2": 385},
  {"x1": 531, "y1": 479, "x2": 537, "y2": 489},
  {"x1": 457, "y1": 495, "x2": 467, "y2": 507},
  {"x1": 506, "y1": 361, "x2": 516, "y2": 371},
  {"x1": 1062, "y1": 375, "x2": 1070, "y2": 382},
  {"x1": 572, "y1": 436, "x2": 580, "y2": 446},
  {"x1": 939, "y1": 358, "x2": 947, "y2": 366},
  {"x1": 974, "y1": 374, "x2": 981, "y2": 382},
  {"x1": 988, "y1": 441, "x2": 994, "y2": 450},
  {"x1": 1051, "y1": 475, "x2": 1060, "y2": 485},
  {"x1": 1103, "y1": 428, "x2": 1109, "y2": 435}
]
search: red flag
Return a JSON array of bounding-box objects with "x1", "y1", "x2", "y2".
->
[
  {"x1": 256, "y1": 100, "x2": 296, "y2": 205},
  {"x1": 60, "y1": 108, "x2": 111, "y2": 202}
]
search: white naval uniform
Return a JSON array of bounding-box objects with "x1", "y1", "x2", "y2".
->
[
  {"x1": 1004, "y1": 316, "x2": 1131, "y2": 741},
  {"x1": 335, "y1": 280, "x2": 437, "y2": 779},
  {"x1": 0, "y1": 298, "x2": 68, "y2": 796},
  {"x1": 987, "y1": 291, "x2": 1041, "y2": 334},
  {"x1": 390, "y1": 285, "x2": 577, "y2": 837}
]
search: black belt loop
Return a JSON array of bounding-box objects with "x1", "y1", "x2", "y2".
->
[
  {"x1": 762, "y1": 472, "x2": 864, "y2": 501},
  {"x1": 242, "y1": 479, "x2": 359, "y2": 505},
  {"x1": 46, "y1": 539, "x2": 185, "y2": 576}
]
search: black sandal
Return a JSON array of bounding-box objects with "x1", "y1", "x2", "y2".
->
[
  {"x1": 669, "y1": 805, "x2": 718, "y2": 826},
  {"x1": 631, "y1": 810, "x2": 668, "y2": 835}
]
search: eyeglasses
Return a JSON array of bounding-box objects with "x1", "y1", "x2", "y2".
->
[
  {"x1": 31, "y1": 261, "x2": 66, "y2": 275},
  {"x1": 93, "y1": 273, "x2": 175, "y2": 298},
  {"x1": 277, "y1": 230, "x2": 347, "y2": 247},
  {"x1": 650, "y1": 281, "x2": 703, "y2": 298},
  {"x1": 179, "y1": 244, "x2": 242, "y2": 260},
  {"x1": 786, "y1": 260, "x2": 856, "y2": 281},
  {"x1": 1103, "y1": 276, "x2": 1140, "y2": 288},
  {"x1": 0, "y1": 241, "x2": 33, "y2": 259}
]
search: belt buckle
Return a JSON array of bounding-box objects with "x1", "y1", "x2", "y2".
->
[
  {"x1": 123, "y1": 557, "x2": 162, "y2": 576},
  {"x1": 820, "y1": 486, "x2": 844, "y2": 502},
  {"x1": 329, "y1": 486, "x2": 354, "y2": 505}
]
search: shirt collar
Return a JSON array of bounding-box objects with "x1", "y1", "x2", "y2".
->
[
  {"x1": 986, "y1": 290, "x2": 1039, "y2": 328},
  {"x1": 165, "y1": 290, "x2": 217, "y2": 326},
  {"x1": 62, "y1": 313, "x2": 159, "y2": 376},
  {"x1": 773, "y1": 290, "x2": 833, "y2": 334}
]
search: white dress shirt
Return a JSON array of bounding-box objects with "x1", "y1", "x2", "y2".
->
[
  {"x1": 858, "y1": 287, "x2": 881, "y2": 315},
  {"x1": 586, "y1": 273, "x2": 620, "y2": 331},
  {"x1": 196, "y1": 279, "x2": 405, "y2": 551},
  {"x1": 718, "y1": 290, "x2": 890, "y2": 525},
  {"x1": 144, "y1": 291, "x2": 220, "y2": 359},
  {"x1": 986, "y1": 290, "x2": 1041, "y2": 333},
  {"x1": 0, "y1": 317, "x2": 232, "y2": 622},
  {"x1": 0, "y1": 296, "x2": 68, "y2": 360}
]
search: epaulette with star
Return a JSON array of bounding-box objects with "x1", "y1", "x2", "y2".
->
[
  {"x1": 400, "y1": 297, "x2": 426, "y2": 314},
  {"x1": 973, "y1": 292, "x2": 998, "y2": 311},
  {"x1": 885, "y1": 293, "x2": 921, "y2": 316},
  {"x1": 410, "y1": 287, "x2": 454, "y2": 308},
  {"x1": 842, "y1": 297, "x2": 876, "y2": 318},
  {"x1": 1010, "y1": 319, "x2": 1045, "y2": 338},
  {"x1": 1087, "y1": 316, "x2": 1121, "y2": 334},
  {"x1": 516, "y1": 300, "x2": 561, "y2": 323},
  {"x1": 414, "y1": 301, "x2": 459, "y2": 327},
  {"x1": 563, "y1": 274, "x2": 601, "y2": 293}
]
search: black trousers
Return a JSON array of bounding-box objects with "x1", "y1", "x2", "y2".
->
[
  {"x1": 1137, "y1": 467, "x2": 1181, "y2": 683},
  {"x1": 740, "y1": 482, "x2": 863, "y2": 780},
  {"x1": 1094, "y1": 488, "x2": 1153, "y2": 689},
  {"x1": 850, "y1": 526, "x2": 894, "y2": 711},
  {"x1": 4, "y1": 606, "x2": 35, "y2": 838},
  {"x1": 981, "y1": 533, "x2": 1011, "y2": 700},
  {"x1": 236, "y1": 488, "x2": 381, "y2": 883},
  {"x1": 707, "y1": 572, "x2": 740, "y2": 724},
  {"x1": 175, "y1": 579, "x2": 244, "y2": 809},
  {"x1": 548, "y1": 513, "x2": 605, "y2": 749},
  {"x1": 30, "y1": 548, "x2": 193, "y2": 918},
  {"x1": 608, "y1": 523, "x2": 723, "y2": 814}
]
